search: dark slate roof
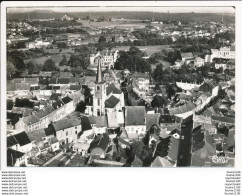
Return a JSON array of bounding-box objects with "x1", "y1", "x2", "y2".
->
[
  {"x1": 26, "y1": 129, "x2": 46, "y2": 143},
  {"x1": 106, "y1": 83, "x2": 121, "y2": 96},
  {"x1": 7, "y1": 148, "x2": 25, "y2": 166},
  {"x1": 81, "y1": 116, "x2": 92, "y2": 131},
  {"x1": 44, "y1": 127, "x2": 55, "y2": 136},
  {"x1": 8, "y1": 132, "x2": 31, "y2": 147},
  {"x1": 125, "y1": 106, "x2": 146, "y2": 126},
  {"x1": 51, "y1": 116, "x2": 82, "y2": 131},
  {"x1": 7, "y1": 136, "x2": 18, "y2": 147},
  {"x1": 105, "y1": 95, "x2": 120, "y2": 108},
  {"x1": 62, "y1": 96, "x2": 73, "y2": 104},
  {"x1": 89, "y1": 133, "x2": 110, "y2": 151}
]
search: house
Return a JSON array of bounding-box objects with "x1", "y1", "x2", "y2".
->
[
  {"x1": 93, "y1": 116, "x2": 108, "y2": 135},
  {"x1": 150, "y1": 156, "x2": 174, "y2": 167},
  {"x1": 169, "y1": 101, "x2": 196, "y2": 120},
  {"x1": 72, "y1": 142, "x2": 90, "y2": 156},
  {"x1": 199, "y1": 79, "x2": 219, "y2": 97},
  {"x1": 180, "y1": 52, "x2": 194, "y2": 64},
  {"x1": 176, "y1": 82, "x2": 201, "y2": 92},
  {"x1": 88, "y1": 133, "x2": 110, "y2": 159},
  {"x1": 125, "y1": 106, "x2": 146, "y2": 136},
  {"x1": 48, "y1": 114, "x2": 82, "y2": 145},
  {"x1": 7, "y1": 148, "x2": 27, "y2": 167},
  {"x1": 131, "y1": 73, "x2": 150, "y2": 96},
  {"x1": 89, "y1": 49, "x2": 119, "y2": 70},
  {"x1": 15, "y1": 96, "x2": 75, "y2": 132},
  {"x1": 7, "y1": 131, "x2": 32, "y2": 154},
  {"x1": 194, "y1": 57, "x2": 205, "y2": 67},
  {"x1": 159, "y1": 114, "x2": 182, "y2": 133}
]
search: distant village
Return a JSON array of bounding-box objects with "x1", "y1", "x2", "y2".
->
[{"x1": 7, "y1": 12, "x2": 235, "y2": 167}]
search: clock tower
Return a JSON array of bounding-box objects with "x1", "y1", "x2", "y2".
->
[{"x1": 93, "y1": 56, "x2": 107, "y2": 116}]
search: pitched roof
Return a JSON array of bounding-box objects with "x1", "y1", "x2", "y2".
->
[
  {"x1": 131, "y1": 156, "x2": 143, "y2": 167},
  {"x1": 89, "y1": 133, "x2": 110, "y2": 151},
  {"x1": 35, "y1": 106, "x2": 55, "y2": 119},
  {"x1": 8, "y1": 132, "x2": 31, "y2": 147},
  {"x1": 146, "y1": 113, "x2": 160, "y2": 131},
  {"x1": 106, "y1": 83, "x2": 122, "y2": 96},
  {"x1": 7, "y1": 148, "x2": 25, "y2": 166},
  {"x1": 51, "y1": 116, "x2": 82, "y2": 131},
  {"x1": 62, "y1": 96, "x2": 73, "y2": 104},
  {"x1": 23, "y1": 115, "x2": 40, "y2": 125},
  {"x1": 81, "y1": 116, "x2": 92, "y2": 131},
  {"x1": 180, "y1": 52, "x2": 193, "y2": 59},
  {"x1": 125, "y1": 106, "x2": 146, "y2": 126},
  {"x1": 151, "y1": 156, "x2": 174, "y2": 167},
  {"x1": 105, "y1": 95, "x2": 120, "y2": 108},
  {"x1": 44, "y1": 127, "x2": 55, "y2": 136},
  {"x1": 94, "y1": 116, "x2": 108, "y2": 128},
  {"x1": 26, "y1": 129, "x2": 46, "y2": 143},
  {"x1": 169, "y1": 101, "x2": 195, "y2": 115}
]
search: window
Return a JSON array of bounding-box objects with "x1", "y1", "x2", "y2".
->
[
  {"x1": 75, "y1": 127, "x2": 77, "y2": 129},
  {"x1": 98, "y1": 98, "x2": 100, "y2": 106},
  {"x1": 97, "y1": 86, "x2": 100, "y2": 90},
  {"x1": 75, "y1": 131, "x2": 77, "y2": 134},
  {"x1": 66, "y1": 132, "x2": 68, "y2": 136}
]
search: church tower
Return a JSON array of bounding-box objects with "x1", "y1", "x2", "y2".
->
[{"x1": 93, "y1": 57, "x2": 107, "y2": 116}]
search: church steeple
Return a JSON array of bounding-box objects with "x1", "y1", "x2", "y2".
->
[{"x1": 96, "y1": 57, "x2": 103, "y2": 83}]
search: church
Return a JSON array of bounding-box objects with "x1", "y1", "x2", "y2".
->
[{"x1": 85, "y1": 57, "x2": 125, "y2": 116}]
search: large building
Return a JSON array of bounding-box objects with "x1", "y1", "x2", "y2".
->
[
  {"x1": 85, "y1": 57, "x2": 124, "y2": 116},
  {"x1": 89, "y1": 50, "x2": 119, "y2": 71}
]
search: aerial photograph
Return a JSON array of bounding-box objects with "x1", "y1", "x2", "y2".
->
[{"x1": 6, "y1": 6, "x2": 235, "y2": 167}]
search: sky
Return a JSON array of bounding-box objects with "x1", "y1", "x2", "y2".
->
[{"x1": 7, "y1": 6, "x2": 235, "y2": 14}]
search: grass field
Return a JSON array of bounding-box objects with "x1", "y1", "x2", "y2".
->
[
  {"x1": 24, "y1": 52, "x2": 72, "y2": 66},
  {"x1": 81, "y1": 20, "x2": 147, "y2": 28},
  {"x1": 115, "y1": 45, "x2": 171, "y2": 56}
]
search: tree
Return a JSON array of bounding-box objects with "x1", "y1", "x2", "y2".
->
[
  {"x1": 153, "y1": 64, "x2": 163, "y2": 82},
  {"x1": 7, "y1": 99, "x2": 14, "y2": 110},
  {"x1": 42, "y1": 59, "x2": 57, "y2": 71},
  {"x1": 76, "y1": 101, "x2": 87, "y2": 113},
  {"x1": 7, "y1": 61, "x2": 16, "y2": 80},
  {"x1": 151, "y1": 95, "x2": 168, "y2": 108},
  {"x1": 98, "y1": 35, "x2": 106, "y2": 43},
  {"x1": 26, "y1": 62, "x2": 35, "y2": 75},
  {"x1": 59, "y1": 54, "x2": 67, "y2": 66}
]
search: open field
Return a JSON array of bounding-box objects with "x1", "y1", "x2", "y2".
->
[
  {"x1": 24, "y1": 52, "x2": 72, "y2": 66},
  {"x1": 81, "y1": 20, "x2": 148, "y2": 28},
  {"x1": 115, "y1": 45, "x2": 171, "y2": 56}
]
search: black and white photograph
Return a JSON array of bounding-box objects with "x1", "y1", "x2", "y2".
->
[{"x1": 4, "y1": 4, "x2": 236, "y2": 168}]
